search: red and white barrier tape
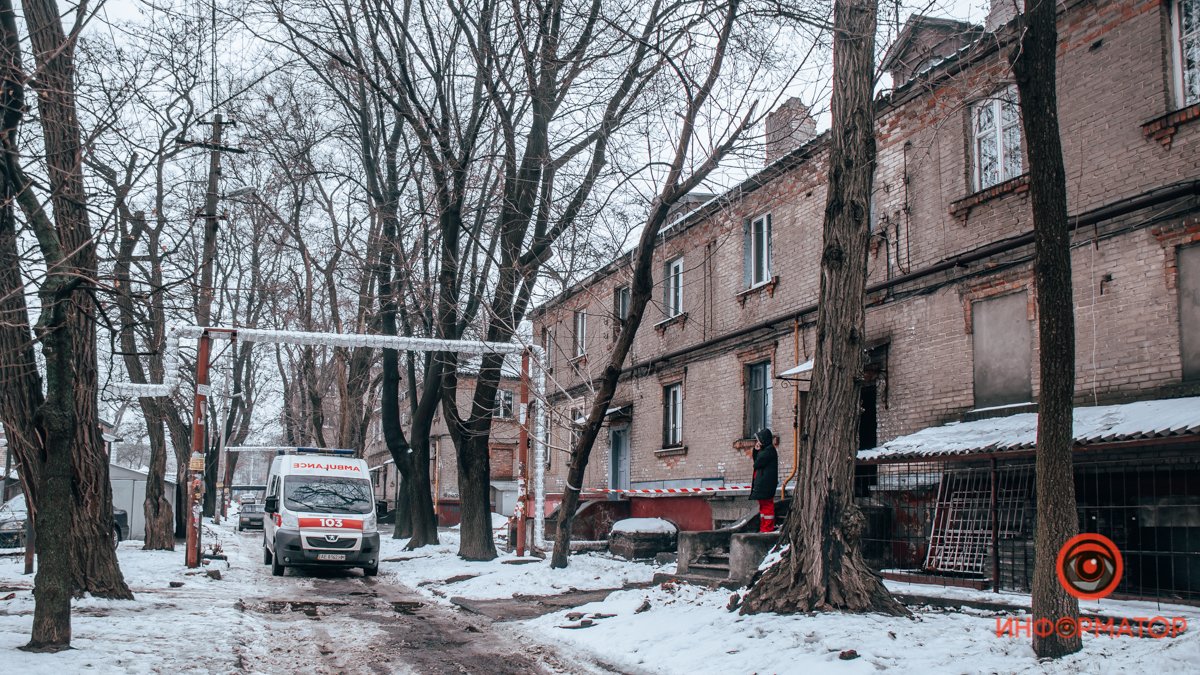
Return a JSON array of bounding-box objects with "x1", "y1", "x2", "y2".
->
[{"x1": 585, "y1": 484, "x2": 752, "y2": 495}]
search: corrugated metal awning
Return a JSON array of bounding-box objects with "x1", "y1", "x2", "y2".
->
[{"x1": 858, "y1": 396, "x2": 1200, "y2": 462}]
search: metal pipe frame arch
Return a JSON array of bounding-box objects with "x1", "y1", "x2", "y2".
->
[{"x1": 110, "y1": 326, "x2": 549, "y2": 550}]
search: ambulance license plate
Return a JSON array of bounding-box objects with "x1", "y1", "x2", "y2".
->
[{"x1": 316, "y1": 553, "x2": 346, "y2": 561}]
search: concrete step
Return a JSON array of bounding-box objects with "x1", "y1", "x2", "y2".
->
[{"x1": 688, "y1": 562, "x2": 730, "y2": 572}]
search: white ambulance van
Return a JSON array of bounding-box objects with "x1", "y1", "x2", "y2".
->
[{"x1": 262, "y1": 449, "x2": 380, "y2": 576}]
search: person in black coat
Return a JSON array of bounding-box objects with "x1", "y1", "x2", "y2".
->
[{"x1": 750, "y1": 428, "x2": 779, "y2": 532}]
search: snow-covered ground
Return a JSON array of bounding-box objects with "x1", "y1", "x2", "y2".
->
[
  {"x1": 376, "y1": 530, "x2": 1200, "y2": 674},
  {"x1": 2, "y1": 523, "x2": 1198, "y2": 674}
]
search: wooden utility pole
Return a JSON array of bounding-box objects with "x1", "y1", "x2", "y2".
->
[
  {"x1": 516, "y1": 350, "x2": 530, "y2": 556},
  {"x1": 184, "y1": 113, "x2": 232, "y2": 568}
]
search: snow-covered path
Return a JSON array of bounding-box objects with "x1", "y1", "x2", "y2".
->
[{"x1": 0, "y1": 522, "x2": 608, "y2": 674}]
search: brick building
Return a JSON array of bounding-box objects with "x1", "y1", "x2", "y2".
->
[
  {"x1": 366, "y1": 374, "x2": 526, "y2": 523},
  {"x1": 531, "y1": 0, "x2": 1200, "y2": 543}
]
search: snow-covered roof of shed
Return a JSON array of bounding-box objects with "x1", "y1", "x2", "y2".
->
[{"x1": 858, "y1": 397, "x2": 1200, "y2": 461}]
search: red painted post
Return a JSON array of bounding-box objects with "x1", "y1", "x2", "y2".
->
[
  {"x1": 516, "y1": 350, "x2": 530, "y2": 556},
  {"x1": 186, "y1": 330, "x2": 212, "y2": 568}
]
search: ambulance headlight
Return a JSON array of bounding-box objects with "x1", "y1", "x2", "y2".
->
[
  {"x1": 281, "y1": 512, "x2": 298, "y2": 529},
  {"x1": 363, "y1": 513, "x2": 377, "y2": 533}
]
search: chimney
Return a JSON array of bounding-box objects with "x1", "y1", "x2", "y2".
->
[
  {"x1": 986, "y1": 0, "x2": 1022, "y2": 32},
  {"x1": 765, "y1": 98, "x2": 816, "y2": 165}
]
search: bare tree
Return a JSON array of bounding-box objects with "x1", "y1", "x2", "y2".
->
[
  {"x1": 1009, "y1": 0, "x2": 1080, "y2": 658},
  {"x1": 740, "y1": 0, "x2": 904, "y2": 615},
  {"x1": 550, "y1": 0, "x2": 752, "y2": 567},
  {"x1": 0, "y1": 0, "x2": 134, "y2": 651}
]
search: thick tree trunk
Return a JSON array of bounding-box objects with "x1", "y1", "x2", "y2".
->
[
  {"x1": 392, "y1": 478, "x2": 412, "y2": 540},
  {"x1": 142, "y1": 411, "x2": 174, "y2": 550},
  {"x1": 22, "y1": 0, "x2": 131, "y2": 603},
  {"x1": 29, "y1": 308, "x2": 74, "y2": 649},
  {"x1": 741, "y1": 0, "x2": 903, "y2": 616},
  {"x1": 451, "y1": 355, "x2": 502, "y2": 561},
  {"x1": 1010, "y1": 0, "x2": 1081, "y2": 658}
]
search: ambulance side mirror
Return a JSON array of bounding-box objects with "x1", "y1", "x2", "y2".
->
[{"x1": 264, "y1": 496, "x2": 278, "y2": 514}]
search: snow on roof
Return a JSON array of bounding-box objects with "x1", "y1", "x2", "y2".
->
[
  {"x1": 858, "y1": 396, "x2": 1200, "y2": 461},
  {"x1": 611, "y1": 517, "x2": 677, "y2": 535}
]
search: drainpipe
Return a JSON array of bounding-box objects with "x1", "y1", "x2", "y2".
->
[{"x1": 781, "y1": 318, "x2": 801, "y2": 501}]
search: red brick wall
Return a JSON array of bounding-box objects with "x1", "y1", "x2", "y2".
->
[{"x1": 533, "y1": 0, "x2": 1200, "y2": 492}]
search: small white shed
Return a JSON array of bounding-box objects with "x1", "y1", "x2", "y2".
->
[{"x1": 110, "y1": 465, "x2": 177, "y2": 541}]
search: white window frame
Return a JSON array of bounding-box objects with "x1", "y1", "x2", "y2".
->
[
  {"x1": 662, "y1": 382, "x2": 683, "y2": 447},
  {"x1": 573, "y1": 309, "x2": 587, "y2": 358},
  {"x1": 614, "y1": 285, "x2": 630, "y2": 322},
  {"x1": 665, "y1": 257, "x2": 684, "y2": 318},
  {"x1": 570, "y1": 406, "x2": 584, "y2": 450},
  {"x1": 971, "y1": 86, "x2": 1022, "y2": 192},
  {"x1": 747, "y1": 213, "x2": 772, "y2": 288},
  {"x1": 541, "y1": 326, "x2": 554, "y2": 372},
  {"x1": 495, "y1": 389, "x2": 514, "y2": 419},
  {"x1": 1174, "y1": 0, "x2": 1200, "y2": 107}
]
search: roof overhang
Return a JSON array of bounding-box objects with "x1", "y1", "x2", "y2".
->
[{"x1": 858, "y1": 396, "x2": 1200, "y2": 463}]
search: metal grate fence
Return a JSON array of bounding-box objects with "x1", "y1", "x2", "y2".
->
[{"x1": 854, "y1": 451, "x2": 1200, "y2": 604}]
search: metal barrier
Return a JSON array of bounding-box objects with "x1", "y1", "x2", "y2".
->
[{"x1": 854, "y1": 453, "x2": 1200, "y2": 604}]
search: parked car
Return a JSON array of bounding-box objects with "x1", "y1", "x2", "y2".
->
[
  {"x1": 0, "y1": 494, "x2": 127, "y2": 549},
  {"x1": 0, "y1": 494, "x2": 27, "y2": 548},
  {"x1": 238, "y1": 502, "x2": 265, "y2": 531},
  {"x1": 112, "y1": 507, "x2": 127, "y2": 548}
]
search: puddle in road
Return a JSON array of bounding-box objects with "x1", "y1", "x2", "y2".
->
[
  {"x1": 391, "y1": 600, "x2": 423, "y2": 615},
  {"x1": 257, "y1": 600, "x2": 349, "y2": 617}
]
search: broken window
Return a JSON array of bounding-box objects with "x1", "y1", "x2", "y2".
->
[
  {"x1": 972, "y1": 291, "x2": 1033, "y2": 408},
  {"x1": 971, "y1": 86, "x2": 1022, "y2": 191}
]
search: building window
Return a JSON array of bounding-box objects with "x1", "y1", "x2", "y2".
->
[
  {"x1": 743, "y1": 214, "x2": 772, "y2": 287},
  {"x1": 614, "y1": 285, "x2": 630, "y2": 323},
  {"x1": 541, "y1": 326, "x2": 554, "y2": 373},
  {"x1": 1180, "y1": 244, "x2": 1200, "y2": 380},
  {"x1": 664, "y1": 257, "x2": 684, "y2": 318},
  {"x1": 495, "y1": 389, "x2": 514, "y2": 419},
  {"x1": 744, "y1": 361, "x2": 773, "y2": 438},
  {"x1": 662, "y1": 383, "x2": 682, "y2": 446},
  {"x1": 570, "y1": 407, "x2": 584, "y2": 451},
  {"x1": 971, "y1": 86, "x2": 1022, "y2": 191},
  {"x1": 1174, "y1": 0, "x2": 1200, "y2": 107},
  {"x1": 573, "y1": 310, "x2": 587, "y2": 358},
  {"x1": 972, "y1": 291, "x2": 1033, "y2": 408}
]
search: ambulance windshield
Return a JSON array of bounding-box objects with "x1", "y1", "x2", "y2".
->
[{"x1": 283, "y1": 476, "x2": 373, "y2": 514}]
